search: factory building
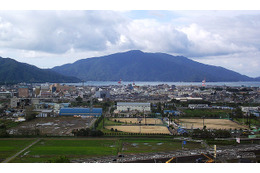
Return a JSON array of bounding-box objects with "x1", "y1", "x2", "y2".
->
[
  {"x1": 117, "y1": 102, "x2": 151, "y2": 112},
  {"x1": 59, "y1": 108, "x2": 102, "y2": 117},
  {"x1": 95, "y1": 90, "x2": 110, "y2": 99}
]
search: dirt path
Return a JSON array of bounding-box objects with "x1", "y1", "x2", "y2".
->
[{"x1": 2, "y1": 138, "x2": 41, "y2": 163}]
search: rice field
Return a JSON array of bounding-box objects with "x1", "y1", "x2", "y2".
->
[{"x1": 0, "y1": 139, "x2": 34, "y2": 162}]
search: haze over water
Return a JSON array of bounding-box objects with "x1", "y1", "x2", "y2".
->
[{"x1": 62, "y1": 81, "x2": 260, "y2": 87}]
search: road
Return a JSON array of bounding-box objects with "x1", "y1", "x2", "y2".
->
[{"x1": 2, "y1": 138, "x2": 41, "y2": 163}]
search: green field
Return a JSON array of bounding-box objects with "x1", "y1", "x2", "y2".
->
[
  {"x1": 182, "y1": 109, "x2": 232, "y2": 118},
  {"x1": 0, "y1": 139, "x2": 34, "y2": 162},
  {"x1": 2, "y1": 138, "x2": 204, "y2": 163},
  {"x1": 234, "y1": 118, "x2": 260, "y2": 127},
  {"x1": 11, "y1": 139, "x2": 118, "y2": 163},
  {"x1": 0, "y1": 119, "x2": 21, "y2": 129},
  {"x1": 121, "y1": 138, "x2": 203, "y2": 154}
]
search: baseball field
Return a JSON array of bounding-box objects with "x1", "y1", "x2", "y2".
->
[
  {"x1": 105, "y1": 125, "x2": 171, "y2": 134},
  {"x1": 177, "y1": 118, "x2": 249, "y2": 130}
]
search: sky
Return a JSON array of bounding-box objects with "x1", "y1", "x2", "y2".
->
[{"x1": 0, "y1": 1, "x2": 260, "y2": 78}]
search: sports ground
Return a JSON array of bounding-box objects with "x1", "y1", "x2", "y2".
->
[
  {"x1": 177, "y1": 118, "x2": 249, "y2": 130},
  {"x1": 105, "y1": 125, "x2": 171, "y2": 134}
]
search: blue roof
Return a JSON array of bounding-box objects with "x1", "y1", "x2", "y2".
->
[
  {"x1": 177, "y1": 128, "x2": 187, "y2": 134},
  {"x1": 61, "y1": 103, "x2": 70, "y2": 107},
  {"x1": 59, "y1": 108, "x2": 102, "y2": 116}
]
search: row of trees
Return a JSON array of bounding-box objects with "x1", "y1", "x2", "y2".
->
[
  {"x1": 0, "y1": 123, "x2": 8, "y2": 137},
  {"x1": 72, "y1": 128, "x2": 104, "y2": 137}
]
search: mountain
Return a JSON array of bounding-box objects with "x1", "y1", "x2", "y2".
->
[
  {"x1": 52, "y1": 50, "x2": 254, "y2": 82},
  {"x1": 0, "y1": 57, "x2": 81, "y2": 83}
]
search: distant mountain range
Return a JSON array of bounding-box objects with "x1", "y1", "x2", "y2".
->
[
  {"x1": 0, "y1": 57, "x2": 80, "y2": 83},
  {"x1": 52, "y1": 50, "x2": 259, "y2": 82}
]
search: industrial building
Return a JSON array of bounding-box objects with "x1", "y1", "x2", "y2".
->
[
  {"x1": 95, "y1": 90, "x2": 110, "y2": 99},
  {"x1": 117, "y1": 102, "x2": 151, "y2": 112},
  {"x1": 59, "y1": 108, "x2": 102, "y2": 117}
]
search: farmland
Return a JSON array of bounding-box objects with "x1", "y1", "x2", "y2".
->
[
  {"x1": 0, "y1": 139, "x2": 34, "y2": 162},
  {"x1": 0, "y1": 138, "x2": 203, "y2": 163},
  {"x1": 176, "y1": 118, "x2": 248, "y2": 130},
  {"x1": 121, "y1": 138, "x2": 203, "y2": 154},
  {"x1": 10, "y1": 138, "x2": 118, "y2": 163}
]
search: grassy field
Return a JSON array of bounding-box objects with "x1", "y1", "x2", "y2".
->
[
  {"x1": 182, "y1": 109, "x2": 232, "y2": 118},
  {"x1": 233, "y1": 118, "x2": 260, "y2": 127},
  {"x1": 4, "y1": 138, "x2": 203, "y2": 163},
  {"x1": 177, "y1": 118, "x2": 248, "y2": 130},
  {"x1": 120, "y1": 138, "x2": 203, "y2": 154},
  {"x1": 11, "y1": 139, "x2": 118, "y2": 163},
  {"x1": 0, "y1": 139, "x2": 34, "y2": 162}
]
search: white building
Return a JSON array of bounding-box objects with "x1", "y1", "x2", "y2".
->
[
  {"x1": 117, "y1": 102, "x2": 151, "y2": 112},
  {"x1": 241, "y1": 106, "x2": 259, "y2": 113},
  {"x1": 188, "y1": 104, "x2": 209, "y2": 109}
]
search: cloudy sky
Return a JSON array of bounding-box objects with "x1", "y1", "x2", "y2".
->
[{"x1": 0, "y1": 8, "x2": 260, "y2": 77}]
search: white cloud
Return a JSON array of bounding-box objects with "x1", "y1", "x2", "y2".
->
[
  {"x1": 192, "y1": 51, "x2": 260, "y2": 78},
  {"x1": 0, "y1": 10, "x2": 260, "y2": 77}
]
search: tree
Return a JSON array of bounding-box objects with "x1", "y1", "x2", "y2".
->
[
  {"x1": 24, "y1": 106, "x2": 37, "y2": 121},
  {"x1": 0, "y1": 123, "x2": 8, "y2": 137},
  {"x1": 234, "y1": 108, "x2": 243, "y2": 118},
  {"x1": 75, "y1": 96, "x2": 83, "y2": 103}
]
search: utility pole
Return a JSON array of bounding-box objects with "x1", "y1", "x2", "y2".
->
[
  {"x1": 214, "y1": 145, "x2": 217, "y2": 162},
  {"x1": 203, "y1": 116, "x2": 205, "y2": 129}
]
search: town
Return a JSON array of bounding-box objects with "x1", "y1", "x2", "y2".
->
[{"x1": 0, "y1": 82, "x2": 260, "y2": 163}]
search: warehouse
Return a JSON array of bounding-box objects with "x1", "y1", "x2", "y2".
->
[
  {"x1": 117, "y1": 102, "x2": 151, "y2": 112},
  {"x1": 59, "y1": 108, "x2": 102, "y2": 117}
]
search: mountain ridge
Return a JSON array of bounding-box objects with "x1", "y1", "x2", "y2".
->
[
  {"x1": 0, "y1": 56, "x2": 81, "y2": 83},
  {"x1": 52, "y1": 50, "x2": 258, "y2": 82}
]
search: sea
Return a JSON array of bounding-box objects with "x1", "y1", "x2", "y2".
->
[{"x1": 61, "y1": 81, "x2": 260, "y2": 87}]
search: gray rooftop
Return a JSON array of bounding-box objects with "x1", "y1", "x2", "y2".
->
[{"x1": 117, "y1": 102, "x2": 150, "y2": 106}]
